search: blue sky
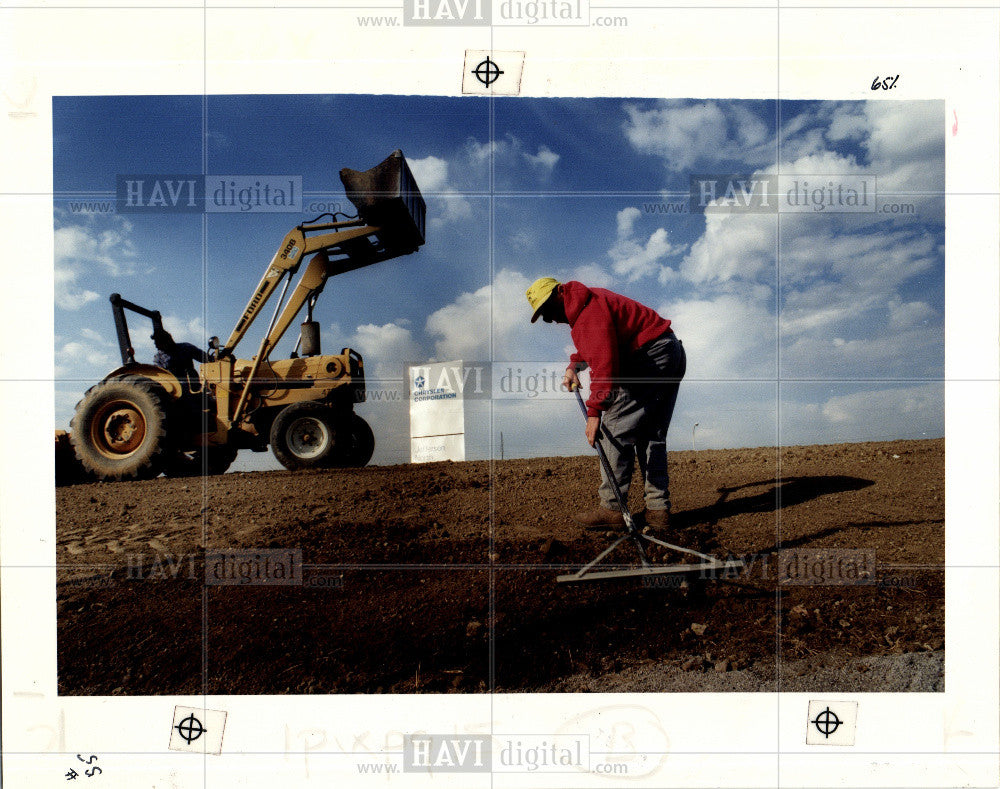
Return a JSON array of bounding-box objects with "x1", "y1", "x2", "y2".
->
[{"x1": 53, "y1": 96, "x2": 945, "y2": 469}]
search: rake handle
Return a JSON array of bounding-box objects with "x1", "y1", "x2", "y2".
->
[{"x1": 573, "y1": 387, "x2": 632, "y2": 521}]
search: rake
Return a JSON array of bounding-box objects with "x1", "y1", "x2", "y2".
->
[{"x1": 557, "y1": 387, "x2": 743, "y2": 584}]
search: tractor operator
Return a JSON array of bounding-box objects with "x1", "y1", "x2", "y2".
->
[
  {"x1": 152, "y1": 327, "x2": 209, "y2": 386},
  {"x1": 526, "y1": 277, "x2": 686, "y2": 529}
]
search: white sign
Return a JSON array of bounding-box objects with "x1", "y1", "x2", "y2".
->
[{"x1": 409, "y1": 360, "x2": 467, "y2": 463}]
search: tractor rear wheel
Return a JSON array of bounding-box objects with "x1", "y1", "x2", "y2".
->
[
  {"x1": 269, "y1": 402, "x2": 337, "y2": 470},
  {"x1": 70, "y1": 377, "x2": 169, "y2": 481}
]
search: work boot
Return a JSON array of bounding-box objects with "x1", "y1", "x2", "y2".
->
[
  {"x1": 572, "y1": 507, "x2": 624, "y2": 528},
  {"x1": 643, "y1": 508, "x2": 671, "y2": 528}
]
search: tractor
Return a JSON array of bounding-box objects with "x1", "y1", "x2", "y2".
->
[{"x1": 64, "y1": 150, "x2": 425, "y2": 481}]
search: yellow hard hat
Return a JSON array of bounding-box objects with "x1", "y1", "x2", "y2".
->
[{"x1": 526, "y1": 277, "x2": 561, "y2": 323}]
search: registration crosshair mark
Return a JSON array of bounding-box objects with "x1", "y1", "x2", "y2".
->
[
  {"x1": 811, "y1": 706, "x2": 842, "y2": 738},
  {"x1": 472, "y1": 57, "x2": 503, "y2": 87},
  {"x1": 175, "y1": 714, "x2": 206, "y2": 743}
]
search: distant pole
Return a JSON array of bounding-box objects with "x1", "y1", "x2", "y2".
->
[
  {"x1": 692, "y1": 423, "x2": 699, "y2": 452},
  {"x1": 500, "y1": 432, "x2": 504, "y2": 461}
]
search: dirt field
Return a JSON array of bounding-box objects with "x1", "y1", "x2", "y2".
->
[{"x1": 56, "y1": 438, "x2": 944, "y2": 694}]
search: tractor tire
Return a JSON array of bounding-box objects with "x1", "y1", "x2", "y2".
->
[
  {"x1": 269, "y1": 402, "x2": 338, "y2": 470},
  {"x1": 163, "y1": 445, "x2": 239, "y2": 477},
  {"x1": 326, "y1": 414, "x2": 375, "y2": 468},
  {"x1": 70, "y1": 377, "x2": 169, "y2": 481}
]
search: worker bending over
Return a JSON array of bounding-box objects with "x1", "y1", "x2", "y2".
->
[{"x1": 526, "y1": 277, "x2": 686, "y2": 528}]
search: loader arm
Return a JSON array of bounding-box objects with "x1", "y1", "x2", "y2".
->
[
  {"x1": 220, "y1": 226, "x2": 308, "y2": 355},
  {"x1": 222, "y1": 149, "x2": 426, "y2": 425},
  {"x1": 228, "y1": 240, "x2": 372, "y2": 424},
  {"x1": 220, "y1": 149, "x2": 425, "y2": 360},
  {"x1": 262, "y1": 220, "x2": 423, "y2": 355}
]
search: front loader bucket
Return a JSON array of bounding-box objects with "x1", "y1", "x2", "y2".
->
[{"x1": 340, "y1": 149, "x2": 426, "y2": 254}]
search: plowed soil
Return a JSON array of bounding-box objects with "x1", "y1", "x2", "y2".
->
[{"x1": 56, "y1": 438, "x2": 944, "y2": 694}]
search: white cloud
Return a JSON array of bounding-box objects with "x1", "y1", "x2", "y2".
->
[
  {"x1": 779, "y1": 225, "x2": 938, "y2": 295},
  {"x1": 863, "y1": 101, "x2": 943, "y2": 169},
  {"x1": 434, "y1": 194, "x2": 474, "y2": 227},
  {"x1": 53, "y1": 215, "x2": 136, "y2": 276},
  {"x1": 677, "y1": 210, "x2": 942, "y2": 381},
  {"x1": 80, "y1": 327, "x2": 108, "y2": 344},
  {"x1": 776, "y1": 226, "x2": 941, "y2": 374},
  {"x1": 464, "y1": 134, "x2": 562, "y2": 183},
  {"x1": 609, "y1": 225, "x2": 682, "y2": 282},
  {"x1": 408, "y1": 154, "x2": 473, "y2": 230},
  {"x1": 57, "y1": 341, "x2": 110, "y2": 367},
  {"x1": 54, "y1": 212, "x2": 139, "y2": 312},
  {"x1": 562, "y1": 207, "x2": 685, "y2": 285},
  {"x1": 55, "y1": 338, "x2": 112, "y2": 379},
  {"x1": 827, "y1": 106, "x2": 867, "y2": 142},
  {"x1": 346, "y1": 321, "x2": 421, "y2": 377},
  {"x1": 616, "y1": 206, "x2": 640, "y2": 237},
  {"x1": 779, "y1": 101, "x2": 943, "y2": 215},
  {"x1": 407, "y1": 155, "x2": 449, "y2": 192},
  {"x1": 162, "y1": 315, "x2": 206, "y2": 341},
  {"x1": 782, "y1": 383, "x2": 943, "y2": 445},
  {"x1": 624, "y1": 101, "x2": 727, "y2": 170},
  {"x1": 411, "y1": 136, "x2": 563, "y2": 232},
  {"x1": 659, "y1": 293, "x2": 776, "y2": 381},
  {"x1": 626, "y1": 99, "x2": 944, "y2": 222},
  {"x1": 623, "y1": 100, "x2": 772, "y2": 171},
  {"x1": 680, "y1": 210, "x2": 776, "y2": 287},
  {"x1": 565, "y1": 262, "x2": 614, "y2": 289},
  {"x1": 54, "y1": 264, "x2": 100, "y2": 310},
  {"x1": 508, "y1": 228, "x2": 538, "y2": 254},
  {"x1": 424, "y1": 269, "x2": 574, "y2": 368},
  {"x1": 426, "y1": 269, "x2": 532, "y2": 361},
  {"x1": 672, "y1": 381, "x2": 779, "y2": 450},
  {"x1": 888, "y1": 298, "x2": 936, "y2": 331},
  {"x1": 781, "y1": 321, "x2": 942, "y2": 381},
  {"x1": 548, "y1": 99, "x2": 944, "y2": 450},
  {"x1": 673, "y1": 102, "x2": 943, "y2": 385},
  {"x1": 523, "y1": 145, "x2": 559, "y2": 173},
  {"x1": 465, "y1": 137, "x2": 506, "y2": 165}
]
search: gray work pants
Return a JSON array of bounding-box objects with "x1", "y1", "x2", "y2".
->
[{"x1": 598, "y1": 332, "x2": 686, "y2": 512}]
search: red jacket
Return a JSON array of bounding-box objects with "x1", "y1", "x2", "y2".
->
[{"x1": 563, "y1": 281, "x2": 672, "y2": 417}]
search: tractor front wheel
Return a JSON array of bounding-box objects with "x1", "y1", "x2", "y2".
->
[{"x1": 269, "y1": 403, "x2": 338, "y2": 470}]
